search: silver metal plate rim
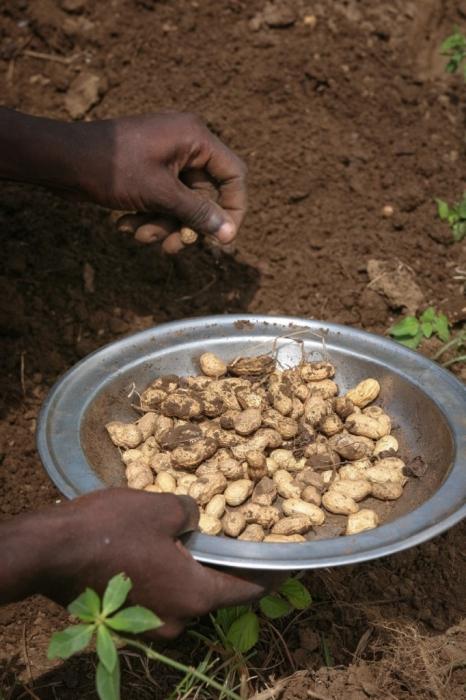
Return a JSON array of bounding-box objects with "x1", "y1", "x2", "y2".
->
[{"x1": 37, "y1": 315, "x2": 466, "y2": 570}]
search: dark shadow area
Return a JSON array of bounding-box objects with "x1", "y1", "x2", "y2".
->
[{"x1": 0, "y1": 184, "x2": 260, "y2": 417}]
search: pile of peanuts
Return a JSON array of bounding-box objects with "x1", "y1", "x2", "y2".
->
[{"x1": 105, "y1": 353, "x2": 408, "y2": 542}]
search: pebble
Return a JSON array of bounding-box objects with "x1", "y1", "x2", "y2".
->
[{"x1": 64, "y1": 72, "x2": 106, "y2": 119}]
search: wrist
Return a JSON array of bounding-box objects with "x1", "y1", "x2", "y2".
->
[
  {"x1": 0, "y1": 504, "x2": 75, "y2": 604},
  {"x1": 0, "y1": 108, "x2": 89, "y2": 194}
]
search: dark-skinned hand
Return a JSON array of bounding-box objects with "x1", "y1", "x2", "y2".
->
[{"x1": 0, "y1": 489, "x2": 282, "y2": 639}]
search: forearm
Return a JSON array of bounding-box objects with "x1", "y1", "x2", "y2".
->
[
  {"x1": 0, "y1": 507, "x2": 69, "y2": 605},
  {"x1": 0, "y1": 108, "x2": 84, "y2": 191}
]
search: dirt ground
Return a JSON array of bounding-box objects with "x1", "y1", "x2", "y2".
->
[{"x1": 1, "y1": 0, "x2": 466, "y2": 698}]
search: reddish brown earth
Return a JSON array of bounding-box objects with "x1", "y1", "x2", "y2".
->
[{"x1": 1, "y1": 0, "x2": 465, "y2": 698}]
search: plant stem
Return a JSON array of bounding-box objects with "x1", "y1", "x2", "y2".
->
[
  {"x1": 117, "y1": 636, "x2": 242, "y2": 700},
  {"x1": 433, "y1": 335, "x2": 465, "y2": 360},
  {"x1": 441, "y1": 354, "x2": 466, "y2": 368}
]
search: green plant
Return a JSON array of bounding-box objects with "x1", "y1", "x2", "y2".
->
[
  {"x1": 436, "y1": 194, "x2": 466, "y2": 242},
  {"x1": 389, "y1": 307, "x2": 450, "y2": 349},
  {"x1": 441, "y1": 30, "x2": 466, "y2": 76},
  {"x1": 48, "y1": 573, "x2": 242, "y2": 700},
  {"x1": 172, "y1": 576, "x2": 312, "y2": 699},
  {"x1": 214, "y1": 577, "x2": 312, "y2": 654}
]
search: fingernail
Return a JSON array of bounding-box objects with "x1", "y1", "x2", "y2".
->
[{"x1": 217, "y1": 222, "x2": 235, "y2": 243}]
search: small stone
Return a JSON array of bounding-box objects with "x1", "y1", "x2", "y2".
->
[
  {"x1": 382, "y1": 204, "x2": 394, "y2": 218},
  {"x1": 63, "y1": 16, "x2": 95, "y2": 37},
  {"x1": 262, "y1": 2, "x2": 296, "y2": 28},
  {"x1": 61, "y1": 0, "x2": 86, "y2": 13},
  {"x1": 29, "y1": 74, "x2": 50, "y2": 86},
  {"x1": 64, "y1": 72, "x2": 106, "y2": 119},
  {"x1": 303, "y1": 15, "x2": 317, "y2": 28},
  {"x1": 249, "y1": 15, "x2": 262, "y2": 31},
  {"x1": 298, "y1": 627, "x2": 320, "y2": 651}
]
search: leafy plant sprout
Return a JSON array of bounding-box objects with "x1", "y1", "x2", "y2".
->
[
  {"x1": 174, "y1": 576, "x2": 312, "y2": 699},
  {"x1": 48, "y1": 573, "x2": 242, "y2": 700},
  {"x1": 48, "y1": 573, "x2": 312, "y2": 700},
  {"x1": 389, "y1": 307, "x2": 450, "y2": 350},
  {"x1": 436, "y1": 194, "x2": 466, "y2": 242},
  {"x1": 440, "y1": 30, "x2": 466, "y2": 77}
]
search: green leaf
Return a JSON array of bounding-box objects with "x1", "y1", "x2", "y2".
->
[
  {"x1": 259, "y1": 595, "x2": 293, "y2": 620},
  {"x1": 226, "y1": 611, "x2": 260, "y2": 653},
  {"x1": 102, "y1": 573, "x2": 132, "y2": 617},
  {"x1": 97, "y1": 625, "x2": 118, "y2": 673},
  {"x1": 215, "y1": 606, "x2": 249, "y2": 636},
  {"x1": 47, "y1": 624, "x2": 94, "y2": 660},
  {"x1": 456, "y1": 197, "x2": 466, "y2": 218},
  {"x1": 448, "y1": 210, "x2": 460, "y2": 226},
  {"x1": 441, "y1": 32, "x2": 466, "y2": 52},
  {"x1": 421, "y1": 321, "x2": 433, "y2": 338},
  {"x1": 106, "y1": 606, "x2": 162, "y2": 634},
  {"x1": 420, "y1": 307, "x2": 435, "y2": 323},
  {"x1": 279, "y1": 578, "x2": 312, "y2": 610},
  {"x1": 433, "y1": 314, "x2": 451, "y2": 342},
  {"x1": 452, "y1": 221, "x2": 466, "y2": 241},
  {"x1": 436, "y1": 198, "x2": 450, "y2": 220},
  {"x1": 446, "y1": 58, "x2": 459, "y2": 73},
  {"x1": 68, "y1": 588, "x2": 101, "y2": 622},
  {"x1": 96, "y1": 659, "x2": 120, "y2": 700},
  {"x1": 389, "y1": 316, "x2": 419, "y2": 338},
  {"x1": 398, "y1": 331, "x2": 423, "y2": 349}
]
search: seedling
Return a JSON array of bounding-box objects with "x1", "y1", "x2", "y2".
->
[
  {"x1": 215, "y1": 576, "x2": 312, "y2": 654},
  {"x1": 436, "y1": 194, "x2": 466, "y2": 242},
  {"x1": 48, "y1": 573, "x2": 242, "y2": 700},
  {"x1": 389, "y1": 307, "x2": 450, "y2": 349},
  {"x1": 440, "y1": 30, "x2": 466, "y2": 77},
  {"x1": 170, "y1": 577, "x2": 312, "y2": 699}
]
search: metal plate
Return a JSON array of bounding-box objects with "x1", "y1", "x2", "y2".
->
[{"x1": 37, "y1": 315, "x2": 466, "y2": 570}]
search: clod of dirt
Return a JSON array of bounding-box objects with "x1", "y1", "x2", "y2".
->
[
  {"x1": 61, "y1": 0, "x2": 87, "y2": 13},
  {"x1": 64, "y1": 72, "x2": 106, "y2": 119},
  {"x1": 404, "y1": 455, "x2": 427, "y2": 478},
  {"x1": 366, "y1": 259, "x2": 424, "y2": 314},
  {"x1": 28, "y1": 0, "x2": 68, "y2": 51},
  {"x1": 63, "y1": 16, "x2": 95, "y2": 40},
  {"x1": 440, "y1": 295, "x2": 466, "y2": 324},
  {"x1": 261, "y1": 2, "x2": 296, "y2": 29},
  {"x1": 358, "y1": 288, "x2": 390, "y2": 328}
]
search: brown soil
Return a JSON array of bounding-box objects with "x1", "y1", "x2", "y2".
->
[{"x1": 1, "y1": 0, "x2": 465, "y2": 698}]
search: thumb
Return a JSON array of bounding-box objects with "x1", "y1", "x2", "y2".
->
[
  {"x1": 147, "y1": 493, "x2": 199, "y2": 537},
  {"x1": 169, "y1": 180, "x2": 237, "y2": 244}
]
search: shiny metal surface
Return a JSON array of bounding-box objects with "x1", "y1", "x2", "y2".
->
[{"x1": 37, "y1": 315, "x2": 466, "y2": 570}]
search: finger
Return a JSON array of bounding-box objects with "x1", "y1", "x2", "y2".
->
[
  {"x1": 170, "y1": 178, "x2": 237, "y2": 243},
  {"x1": 161, "y1": 232, "x2": 185, "y2": 255},
  {"x1": 233, "y1": 569, "x2": 288, "y2": 593},
  {"x1": 170, "y1": 494, "x2": 200, "y2": 535},
  {"x1": 195, "y1": 566, "x2": 271, "y2": 611},
  {"x1": 115, "y1": 212, "x2": 152, "y2": 234},
  {"x1": 116, "y1": 213, "x2": 178, "y2": 244},
  {"x1": 147, "y1": 493, "x2": 199, "y2": 537},
  {"x1": 144, "y1": 619, "x2": 185, "y2": 641},
  {"x1": 182, "y1": 169, "x2": 218, "y2": 202},
  {"x1": 134, "y1": 219, "x2": 176, "y2": 244},
  {"x1": 202, "y1": 136, "x2": 248, "y2": 238}
]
